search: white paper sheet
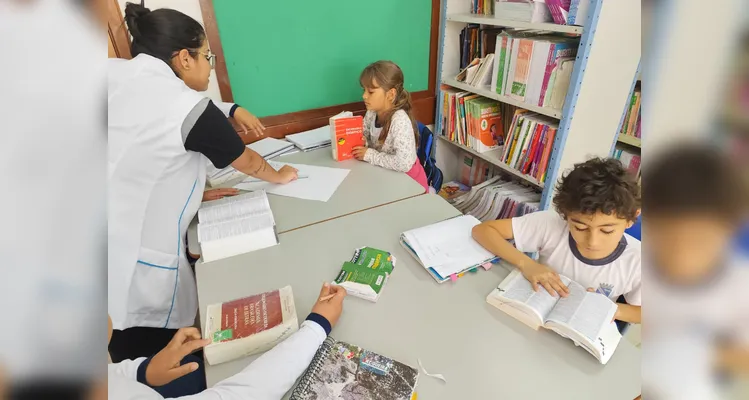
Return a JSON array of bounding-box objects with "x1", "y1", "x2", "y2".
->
[{"x1": 233, "y1": 161, "x2": 350, "y2": 202}]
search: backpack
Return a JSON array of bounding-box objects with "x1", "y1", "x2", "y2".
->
[{"x1": 416, "y1": 122, "x2": 443, "y2": 193}]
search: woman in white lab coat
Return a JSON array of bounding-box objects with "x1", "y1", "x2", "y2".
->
[{"x1": 108, "y1": 2, "x2": 297, "y2": 362}]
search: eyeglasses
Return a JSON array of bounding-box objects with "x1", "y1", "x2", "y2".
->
[{"x1": 197, "y1": 49, "x2": 216, "y2": 69}]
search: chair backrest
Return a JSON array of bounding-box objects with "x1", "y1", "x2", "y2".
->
[
  {"x1": 625, "y1": 215, "x2": 642, "y2": 241},
  {"x1": 416, "y1": 122, "x2": 443, "y2": 192}
]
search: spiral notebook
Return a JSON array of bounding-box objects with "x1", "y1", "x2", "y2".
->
[{"x1": 290, "y1": 337, "x2": 418, "y2": 400}]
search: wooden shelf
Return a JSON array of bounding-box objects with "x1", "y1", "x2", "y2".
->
[
  {"x1": 441, "y1": 78, "x2": 563, "y2": 119},
  {"x1": 617, "y1": 134, "x2": 641, "y2": 148},
  {"x1": 446, "y1": 13, "x2": 583, "y2": 35},
  {"x1": 437, "y1": 135, "x2": 544, "y2": 189}
]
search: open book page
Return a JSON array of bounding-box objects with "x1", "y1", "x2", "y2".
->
[
  {"x1": 497, "y1": 269, "x2": 568, "y2": 323},
  {"x1": 198, "y1": 191, "x2": 271, "y2": 225},
  {"x1": 197, "y1": 213, "x2": 275, "y2": 243},
  {"x1": 544, "y1": 280, "x2": 618, "y2": 344}
]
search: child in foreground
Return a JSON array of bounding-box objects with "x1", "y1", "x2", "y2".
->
[
  {"x1": 472, "y1": 157, "x2": 642, "y2": 324},
  {"x1": 351, "y1": 61, "x2": 429, "y2": 192}
]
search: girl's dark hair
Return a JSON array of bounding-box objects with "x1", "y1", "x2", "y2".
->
[
  {"x1": 360, "y1": 61, "x2": 419, "y2": 146},
  {"x1": 124, "y1": 2, "x2": 205, "y2": 67}
]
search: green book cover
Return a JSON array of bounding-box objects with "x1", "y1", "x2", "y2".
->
[
  {"x1": 496, "y1": 34, "x2": 509, "y2": 95},
  {"x1": 334, "y1": 247, "x2": 396, "y2": 302}
]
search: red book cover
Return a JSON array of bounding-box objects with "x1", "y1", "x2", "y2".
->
[
  {"x1": 530, "y1": 126, "x2": 549, "y2": 176},
  {"x1": 216, "y1": 290, "x2": 283, "y2": 342},
  {"x1": 331, "y1": 116, "x2": 364, "y2": 161},
  {"x1": 537, "y1": 128, "x2": 557, "y2": 182},
  {"x1": 522, "y1": 124, "x2": 544, "y2": 173}
]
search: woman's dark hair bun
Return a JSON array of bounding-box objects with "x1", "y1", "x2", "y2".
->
[{"x1": 124, "y1": 2, "x2": 151, "y2": 39}]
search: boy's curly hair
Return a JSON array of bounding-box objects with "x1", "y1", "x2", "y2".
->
[{"x1": 553, "y1": 157, "x2": 641, "y2": 221}]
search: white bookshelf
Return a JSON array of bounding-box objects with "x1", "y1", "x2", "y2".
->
[
  {"x1": 617, "y1": 134, "x2": 641, "y2": 148},
  {"x1": 446, "y1": 13, "x2": 584, "y2": 34},
  {"x1": 435, "y1": 0, "x2": 641, "y2": 210},
  {"x1": 441, "y1": 77, "x2": 563, "y2": 119}
]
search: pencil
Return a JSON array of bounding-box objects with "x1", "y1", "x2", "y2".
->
[{"x1": 318, "y1": 294, "x2": 335, "y2": 302}]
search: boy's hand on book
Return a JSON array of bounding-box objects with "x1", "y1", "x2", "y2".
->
[
  {"x1": 521, "y1": 262, "x2": 569, "y2": 297},
  {"x1": 311, "y1": 283, "x2": 347, "y2": 328},
  {"x1": 146, "y1": 328, "x2": 211, "y2": 387},
  {"x1": 352, "y1": 146, "x2": 368, "y2": 161},
  {"x1": 276, "y1": 165, "x2": 299, "y2": 184},
  {"x1": 202, "y1": 188, "x2": 239, "y2": 201},
  {"x1": 233, "y1": 107, "x2": 265, "y2": 137}
]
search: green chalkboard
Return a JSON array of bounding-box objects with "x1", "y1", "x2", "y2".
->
[{"x1": 213, "y1": 0, "x2": 432, "y2": 117}]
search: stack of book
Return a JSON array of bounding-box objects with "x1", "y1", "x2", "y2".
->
[
  {"x1": 285, "y1": 126, "x2": 332, "y2": 152},
  {"x1": 493, "y1": 32, "x2": 578, "y2": 110},
  {"x1": 458, "y1": 25, "x2": 504, "y2": 71},
  {"x1": 501, "y1": 110, "x2": 558, "y2": 184},
  {"x1": 494, "y1": 0, "x2": 552, "y2": 23},
  {"x1": 459, "y1": 154, "x2": 511, "y2": 186},
  {"x1": 620, "y1": 88, "x2": 641, "y2": 140},
  {"x1": 439, "y1": 88, "x2": 503, "y2": 152},
  {"x1": 451, "y1": 176, "x2": 541, "y2": 221},
  {"x1": 470, "y1": 0, "x2": 495, "y2": 16}
]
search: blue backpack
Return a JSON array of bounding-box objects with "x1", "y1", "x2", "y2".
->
[{"x1": 416, "y1": 122, "x2": 443, "y2": 193}]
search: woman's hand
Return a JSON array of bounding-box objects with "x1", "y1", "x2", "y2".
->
[
  {"x1": 232, "y1": 107, "x2": 265, "y2": 137},
  {"x1": 352, "y1": 146, "x2": 368, "y2": 161},
  {"x1": 202, "y1": 188, "x2": 239, "y2": 201},
  {"x1": 146, "y1": 328, "x2": 211, "y2": 387},
  {"x1": 275, "y1": 165, "x2": 299, "y2": 184}
]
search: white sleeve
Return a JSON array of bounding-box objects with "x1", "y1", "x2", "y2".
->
[
  {"x1": 215, "y1": 101, "x2": 238, "y2": 118},
  {"x1": 510, "y1": 210, "x2": 564, "y2": 253},
  {"x1": 107, "y1": 357, "x2": 147, "y2": 380},
  {"x1": 181, "y1": 320, "x2": 327, "y2": 400}
]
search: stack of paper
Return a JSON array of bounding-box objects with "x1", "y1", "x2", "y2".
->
[
  {"x1": 400, "y1": 215, "x2": 496, "y2": 282},
  {"x1": 234, "y1": 161, "x2": 349, "y2": 202},
  {"x1": 285, "y1": 126, "x2": 331, "y2": 151}
]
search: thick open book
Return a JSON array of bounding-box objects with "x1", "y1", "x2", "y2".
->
[
  {"x1": 204, "y1": 286, "x2": 298, "y2": 365},
  {"x1": 487, "y1": 268, "x2": 622, "y2": 364},
  {"x1": 197, "y1": 191, "x2": 278, "y2": 262}
]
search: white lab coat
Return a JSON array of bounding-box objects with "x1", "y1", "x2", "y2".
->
[
  {"x1": 107, "y1": 54, "x2": 235, "y2": 330},
  {"x1": 108, "y1": 320, "x2": 326, "y2": 400}
]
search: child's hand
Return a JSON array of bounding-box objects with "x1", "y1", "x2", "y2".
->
[
  {"x1": 146, "y1": 328, "x2": 211, "y2": 387},
  {"x1": 310, "y1": 283, "x2": 347, "y2": 328},
  {"x1": 352, "y1": 146, "x2": 368, "y2": 161},
  {"x1": 520, "y1": 262, "x2": 569, "y2": 297}
]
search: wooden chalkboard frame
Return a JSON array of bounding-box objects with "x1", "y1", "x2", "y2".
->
[{"x1": 199, "y1": 0, "x2": 439, "y2": 143}]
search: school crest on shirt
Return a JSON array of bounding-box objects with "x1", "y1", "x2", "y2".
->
[{"x1": 595, "y1": 283, "x2": 614, "y2": 298}]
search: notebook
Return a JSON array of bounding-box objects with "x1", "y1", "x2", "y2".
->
[
  {"x1": 486, "y1": 268, "x2": 622, "y2": 364},
  {"x1": 290, "y1": 338, "x2": 419, "y2": 400},
  {"x1": 247, "y1": 137, "x2": 296, "y2": 159},
  {"x1": 197, "y1": 190, "x2": 278, "y2": 262},
  {"x1": 286, "y1": 125, "x2": 332, "y2": 151},
  {"x1": 400, "y1": 215, "x2": 497, "y2": 283}
]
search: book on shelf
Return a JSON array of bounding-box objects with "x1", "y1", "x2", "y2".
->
[
  {"x1": 329, "y1": 111, "x2": 364, "y2": 162},
  {"x1": 567, "y1": 0, "x2": 592, "y2": 26},
  {"x1": 438, "y1": 180, "x2": 471, "y2": 202},
  {"x1": 332, "y1": 247, "x2": 396, "y2": 303},
  {"x1": 620, "y1": 88, "x2": 641, "y2": 137},
  {"x1": 502, "y1": 111, "x2": 558, "y2": 183},
  {"x1": 452, "y1": 176, "x2": 541, "y2": 221},
  {"x1": 614, "y1": 148, "x2": 641, "y2": 175},
  {"x1": 548, "y1": 57, "x2": 575, "y2": 109},
  {"x1": 439, "y1": 87, "x2": 503, "y2": 153},
  {"x1": 400, "y1": 215, "x2": 497, "y2": 283},
  {"x1": 487, "y1": 268, "x2": 622, "y2": 364},
  {"x1": 494, "y1": 0, "x2": 553, "y2": 23},
  {"x1": 289, "y1": 338, "x2": 418, "y2": 400},
  {"x1": 471, "y1": 0, "x2": 496, "y2": 15},
  {"x1": 546, "y1": 0, "x2": 571, "y2": 25},
  {"x1": 197, "y1": 190, "x2": 278, "y2": 262},
  {"x1": 203, "y1": 286, "x2": 298, "y2": 365}
]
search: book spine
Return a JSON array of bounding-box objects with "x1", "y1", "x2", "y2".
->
[
  {"x1": 538, "y1": 128, "x2": 557, "y2": 182},
  {"x1": 502, "y1": 111, "x2": 520, "y2": 162},
  {"x1": 538, "y1": 44, "x2": 558, "y2": 107},
  {"x1": 635, "y1": 114, "x2": 641, "y2": 138},
  {"x1": 627, "y1": 92, "x2": 641, "y2": 136},
  {"x1": 621, "y1": 91, "x2": 637, "y2": 135},
  {"x1": 546, "y1": 0, "x2": 567, "y2": 24},
  {"x1": 568, "y1": 0, "x2": 580, "y2": 24},
  {"x1": 523, "y1": 123, "x2": 543, "y2": 173},
  {"x1": 511, "y1": 39, "x2": 534, "y2": 100},
  {"x1": 531, "y1": 126, "x2": 548, "y2": 177}
]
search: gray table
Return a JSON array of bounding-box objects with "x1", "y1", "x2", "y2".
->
[
  {"x1": 195, "y1": 195, "x2": 641, "y2": 399},
  {"x1": 188, "y1": 148, "x2": 425, "y2": 256}
]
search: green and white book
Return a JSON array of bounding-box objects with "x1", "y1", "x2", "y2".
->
[{"x1": 333, "y1": 247, "x2": 396, "y2": 302}]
